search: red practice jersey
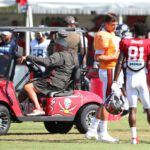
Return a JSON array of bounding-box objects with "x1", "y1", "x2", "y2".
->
[{"x1": 120, "y1": 38, "x2": 150, "y2": 71}]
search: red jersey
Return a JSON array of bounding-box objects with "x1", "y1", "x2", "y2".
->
[{"x1": 120, "y1": 38, "x2": 150, "y2": 71}]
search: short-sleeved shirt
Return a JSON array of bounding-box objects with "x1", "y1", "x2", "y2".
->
[
  {"x1": 120, "y1": 38, "x2": 150, "y2": 72},
  {"x1": 30, "y1": 39, "x2": 51, "y2": 58},
  {"x1": 0, "y1": 40, "x2": 17, "y2": 81},
  {"x1": 0, "y1": 40, "x2": 17, "y2": 55},
  {"x1": 94, "y1": 30, "x2": 117, "y2": 69}
]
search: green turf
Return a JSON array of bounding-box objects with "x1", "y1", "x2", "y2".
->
[{"x1": 0, "y1": 102, "x2": 150, "y2": 150}]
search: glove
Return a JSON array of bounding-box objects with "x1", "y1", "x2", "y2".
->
[{"x1": 111, "y1": 81, "x2": 122, "y2": 97}]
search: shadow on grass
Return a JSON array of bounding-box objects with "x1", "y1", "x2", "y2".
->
[
  {"x1": 6, "y1": 132, "x2": 80, "y2": 136},
  {"x1": 0, "y1": 132, "x2": 85, "y2": 143},
  {"x1": 0, "y1": 138, "x2": 88, "y2": 143},
  {"x1": 1, "y1": 137, "x2": 150, "y2": 144},
  {"x1": 140, "y1": 140, "x2": 150, "y2": 144},
  {"x1": 2, "y1": 138, "x2": 149, "y2": 144}
]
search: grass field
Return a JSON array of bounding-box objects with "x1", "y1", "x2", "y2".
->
[{"x1": 0, "y1": 102, "x2": 150, "y2": 150}]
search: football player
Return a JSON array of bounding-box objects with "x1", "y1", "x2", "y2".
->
[
  {"x1": 30, "y1": 31, "x2": 51, "y2": 58},
  {"x1": 112, "y1": 22, "x2": 150, "y2": 144},
  {"x1": 30, "y1": 28, "x2": 51, "y2": 75},
  {"x1": 115, "y1": 24, "x2": 132, "y2": 116},
  {"x1": 85, "y1": 13, "x2": 121, "y2": 143}
]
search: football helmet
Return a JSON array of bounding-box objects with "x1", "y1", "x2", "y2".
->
[
  {"x1": 115, "y1": 24, "x2": 129, "y2": 38},
  {"x1": 104, "y1": 92, "x2": 124, "y2": 115}
]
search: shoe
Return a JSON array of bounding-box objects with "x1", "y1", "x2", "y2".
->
[
  {"x1": 27, "y1": 109, "x2": 45, "y2": 116},
  {"x1": 97, "y1": 133, "x2": 119, "y2": 143},
  {"x1": 131, "y1": 136, "x2": 139, "y2": 144},
  {"x1": 85, "y1": 127, "x2": 98, "y2": 140}
]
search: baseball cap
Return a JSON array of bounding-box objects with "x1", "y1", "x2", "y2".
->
[
  {"x1": 1, "y1": 31, "x2": 12, "y2": 36},
  {"x1": 65, "y1": 16, "x2": 78, "y2": 25}
]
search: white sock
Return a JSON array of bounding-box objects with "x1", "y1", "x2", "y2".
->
[
  {"x1": 100, "y1": 121, "x2": 108, "y2": 135},
  {"x1": 90, "y1": 117, "x2": 100, "y2": 129},
  {"x1": 97, "y1": 120, "x2": 102, "y2": 133},
  {"x1": 131, "y1": 127, "x2": 137, "y2": 138}
]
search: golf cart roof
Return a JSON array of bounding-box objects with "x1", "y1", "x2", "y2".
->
[{"x1": 0, "y1": 26, "x2": 86, "y2": 33}]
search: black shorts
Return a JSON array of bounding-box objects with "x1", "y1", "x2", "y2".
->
[{"x1": 29, "y1": 78, "x2": 60, "y2": 95}]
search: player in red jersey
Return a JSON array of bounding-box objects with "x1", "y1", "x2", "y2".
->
[{"x1": 112, "y1": 22, "x2": 150, "y2": 144}]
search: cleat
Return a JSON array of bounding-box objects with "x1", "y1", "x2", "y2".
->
[
  {"x1": 97, "y1": 133, "x2": 119, "y2": 143},
  {"x1": 131, "y1": 136, "x2": 139, "y2": 144},
  {"x1": 85, "y1": 128, "x2": 98, "y2": 140}
]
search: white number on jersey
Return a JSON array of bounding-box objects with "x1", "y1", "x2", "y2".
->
[{"x1": 127, "y1": 46, "x2": 145, "y2": 71}]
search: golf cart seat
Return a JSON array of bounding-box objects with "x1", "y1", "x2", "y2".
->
[{"x1": 46, "y1": 65, "x2": 81, "y2": 97}]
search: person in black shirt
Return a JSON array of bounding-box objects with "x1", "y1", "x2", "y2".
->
[
  {"x1": 0, "y1": 31, "x2": 18, "y2": 81},
  {"x1": 0, "y1": 31, "x2": 17, "y2": 55}
]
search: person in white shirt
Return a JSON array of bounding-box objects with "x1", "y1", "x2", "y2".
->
[
  {"x1": 30, "y1": 32, "x2": 51, "y2": 58},
  {"x1": 30, "y1": 31, "x2": 51, "y2": 75}
]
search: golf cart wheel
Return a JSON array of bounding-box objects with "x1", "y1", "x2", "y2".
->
[
  {"x1": 0, "y1": 105, "x2": 11, "y2": 135},
  {"x1": 44, "y1": 121, "x2": 73, "y2": 134},
  {"x1": 75, "y1": 104, "x2": 99, "y2": 134}
]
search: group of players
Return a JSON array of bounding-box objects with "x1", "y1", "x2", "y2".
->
[
  {"x1": 85, "y1": 13, "x2": 150, "y2": 145},
  {"x1": 0, "y1": 14, "x2": 149, "y2": 144}
]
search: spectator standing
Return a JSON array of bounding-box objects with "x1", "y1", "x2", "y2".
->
[
  {"x1": 30, "y1": 31, "x2": 51, "y2": 58},
  {"x1": 64, "y1": 16, "x2": 88, "y2": 66},
  {"x1": 30, "y1": 30, "x2": 51, "y2": 75},
  {"x1": 0, "y1": 31, "x2": 18, "y2": 81},
  {"x1": 0, "y1": 31, "x2": 17, "y2": 55}
]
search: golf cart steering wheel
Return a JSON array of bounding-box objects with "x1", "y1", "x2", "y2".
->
[{"x1": 25, "y1": 58, "x2": 43, "y2": 75}]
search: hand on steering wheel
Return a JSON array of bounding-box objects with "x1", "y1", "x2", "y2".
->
[{"x1": 25, "y1": 58, "x2": 43, "y2": 74}]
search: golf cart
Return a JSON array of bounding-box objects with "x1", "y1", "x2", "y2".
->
[{"x1": 0, "y1": 27, "x2": 102, "y2": 135}]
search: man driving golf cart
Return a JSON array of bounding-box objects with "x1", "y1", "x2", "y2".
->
[{"x1": 17, "y1": 36, "x2": 75, "y2": 116}]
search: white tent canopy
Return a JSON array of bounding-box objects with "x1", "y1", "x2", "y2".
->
[
  {"x1": 1, "y1": 0, "x2": 150, "y2": 55},
  {"x1": 27, "y1": 0, "x2": 150, "y2": 15},
  {"x1": 0, "y1": 0, "x2": 150, "y2": 15}
]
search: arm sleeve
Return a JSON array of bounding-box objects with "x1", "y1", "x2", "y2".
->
[{"x1": 27, "y1": 52, "x2": 63, "y2": 67}]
